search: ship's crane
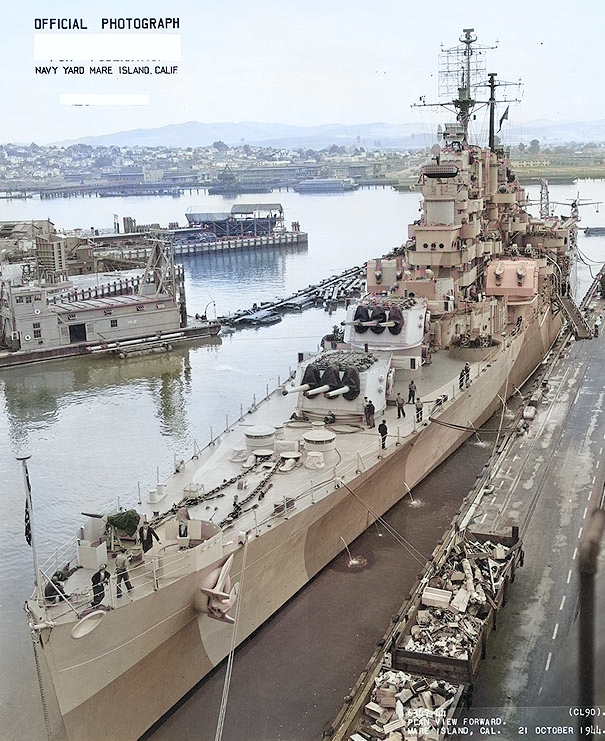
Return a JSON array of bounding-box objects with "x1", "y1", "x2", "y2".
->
[
  {"x1": 137, "y1": 232, "x2": 188, "y2": 327},
  {"x1": 534, "y1": 181, "x2": 603, "y2": 287},
  {"x1": 137, "y1": 232, "x2": 176, "y2": 298}
]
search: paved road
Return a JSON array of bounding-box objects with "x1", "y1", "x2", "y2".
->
[{"x1": 468, "y1": 297, "x2": 605, "y2": 737}]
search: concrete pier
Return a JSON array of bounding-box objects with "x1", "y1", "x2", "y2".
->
[
  {"x1": 329, "y1": 272, "x2": 605, "y2": 739},
  {"x1": 172, "y1": 231, "x2": 307, "y2": 255}
]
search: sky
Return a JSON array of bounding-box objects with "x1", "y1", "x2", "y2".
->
[{"x1": 1, "y1": 0, "x2": 604, "y2": 145}]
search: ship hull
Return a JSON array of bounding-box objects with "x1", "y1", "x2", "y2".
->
[
  {"x1": 0, "y1": 323, "x2": 220, "y2": 368},
  {"x1": 36, "y1": 306, "x2": 562, "y2": 741}
]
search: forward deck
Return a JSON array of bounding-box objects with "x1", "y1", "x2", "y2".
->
[{"x1": 30, "y1": 344, "x2": 492, "y2": 625}]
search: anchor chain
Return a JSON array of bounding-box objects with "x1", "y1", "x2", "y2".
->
[{"x1": 29, "y1": 626, "x2": 53, "y2": 741}]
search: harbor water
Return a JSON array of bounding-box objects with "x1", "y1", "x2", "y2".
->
[{"x1": 0, "y1": 183, "x2": 604, "y2": 740}]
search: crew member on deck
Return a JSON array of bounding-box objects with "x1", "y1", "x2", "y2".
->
[
  {"x1": 91, "y1": 564, "x2": 110, "y2": 607},
  {"x1": 176, "y1": 506, "x2": 190, "y2": 537},
  {"x1": 139, "y1": 521, "x2": 161, "y2": 553},
  {"x1": 44, "y1": 573, "x2": 68, "y2": 603},
  {"x1": 115, "y1": 549, "x2": 133, "y2": 598},
  {"x1": 415, "y1": 397, "x2": 423, "y2": 422},
  {"x1": 366, "y1": 400, "x2": 375, "y2": 428}
]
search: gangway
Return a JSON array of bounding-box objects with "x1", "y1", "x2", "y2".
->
[{"x1": 556, "y1": 295, "x2": 593, "y2": 339}]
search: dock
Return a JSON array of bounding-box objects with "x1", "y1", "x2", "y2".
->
[
  {"x1": 327, "y1": 271, "x2": 605, "y2": 740},
  {"x1": 172, "y1": 230, "x2": 307, "y2": 255},
  {"x1": 86, "y1": 230, "x2": 307, "y2": 265}
]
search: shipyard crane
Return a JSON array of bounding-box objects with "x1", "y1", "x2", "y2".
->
[{"x1": 137, "y1": 231, "x2": 188, "y2": 326}]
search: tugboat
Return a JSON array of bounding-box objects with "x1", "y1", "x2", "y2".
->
[{"x1": 23, "y1": 30, "x2": 588, "y2": 741}]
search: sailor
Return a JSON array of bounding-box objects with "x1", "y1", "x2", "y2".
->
[
  {"x1": 176, "y1": 506, "x2": 190, "y2": 537},
  {"x1": 115, "y1": 548, "x2": 133, "y2": 598},
  {"x1": 139, "y1": 521, "x2": 161, "y2": 553},
  {"x1": 459, "y1": 367, "x2": 465, "y2": 390},
  {"x1": 91, "y1": 564, "x2": 110, "y2": 606},
  {"x1": 54, "y1": 562, "x2": 80, "y2": 581},
  {"x1": 378, "y1": 419, "x2": 388, "y2": 449},
  {"x1": 367, "y1": 400, "x2": 375, "y2": 428},
  {"x1": 415, "y1": 397, "x2": 423, "y2": 422},
  {"x1": 464, "y1": 362, "x2": 470, "y2": 387},
  {"x1": 407, "y1": 380, "x2": 416, "y2": 404},
  {"x1": 396, "y1": 393, "x2": 406, "y2": 418},
  {"x1": 44, "y1": 573, "x2": 68, "y2": 603},
  {"x1": 363, "y1": 397, "x2": 370, "y2": 425}
]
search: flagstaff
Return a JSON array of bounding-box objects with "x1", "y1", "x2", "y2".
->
[{"x1": 18, "y1": 454, "x2": 42, "y2": 603}]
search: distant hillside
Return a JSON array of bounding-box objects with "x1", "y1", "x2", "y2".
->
[
  {"x1": 510, "y1": 119, "x2": 605, "y2": 146},
  {"x1": 57, "y1": 119, "x2": 605, "y2": 150},
  {"x1": 58, "y1": 121, "x2": 428, "y2": 150}
]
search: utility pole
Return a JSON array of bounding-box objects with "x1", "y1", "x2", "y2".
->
[{"x1": 578, "y1": 507, "x2": 605, "y2": 740}]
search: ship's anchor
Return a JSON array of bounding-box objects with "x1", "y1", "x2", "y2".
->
[{"x1": 195, "y1": 554, "x2": 239, "y2": 624}]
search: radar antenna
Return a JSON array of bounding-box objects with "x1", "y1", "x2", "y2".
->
[
  {"x1": 415, "y1": 29, "x2": 518, "y2": 149},
  {"x1": 438, "y1": 29, "x2": 488, "y2": 140}
]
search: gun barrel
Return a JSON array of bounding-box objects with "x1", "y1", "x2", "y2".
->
[
  {"x1": 283, "y1": 383, "x2": 311, "y2": 395},
  {"x1": 325, "y1": 385, "x2": 350, "y2": 398},
  {"x1": 306, "y1": 384, "x2": 331, "y2": 397}
]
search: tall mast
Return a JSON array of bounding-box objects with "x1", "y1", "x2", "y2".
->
[
  {"x1": 488, "y1": 72, "x2": 497, "y2": 151},
  {"x1": 456, "y1": 28, "x2": 477, "y2": 142},
  {"x1": 433, "y1": 28, "x2": 494, "y2": 146}
]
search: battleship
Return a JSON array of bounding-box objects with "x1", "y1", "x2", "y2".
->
[{"x1": 24, "y1": 30, "x2": 589, "y2": 741}]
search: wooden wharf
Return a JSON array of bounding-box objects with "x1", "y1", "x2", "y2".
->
[
  {"x1": 172, "y1": 231, "x2": 307, "y2": 255},
  {"x1": 84, "y1": 232, "x2": 308, "y2": 271}
]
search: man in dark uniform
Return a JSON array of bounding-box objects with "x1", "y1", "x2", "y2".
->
[
  {"x1": 367, "y1": 400, "x2": 375, "y2": 428},
  {"x1": 139, "y1": 521, "x2": 161, "y2": 553},
  {"x1": 91, "y1": 564, "x2": 110, "y2": 607},
  {"x1": 44, "y1": 573, "x2": 68, "y2": 603}
]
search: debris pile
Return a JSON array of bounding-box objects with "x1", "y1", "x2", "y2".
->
[
  {"x1": 351, "y1": 535, "x2": 520, "y2": 740},
  {"x1": 403, "y1": 608, "x2": 482, "y2": 660},
  {"x1": 356, "y1": 669, "x2": 459, "y2": 741},
  {"x1": 402, "y1": 536, "x2": 516, "y2": 660}
]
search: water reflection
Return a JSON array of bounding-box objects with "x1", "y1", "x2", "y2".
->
[
  {"x1": 0, "y1": 346, "x2": 213, "y2": 445},
  {"x1": 181, "y1": 245, "x2": 310, "y2": 315}
]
